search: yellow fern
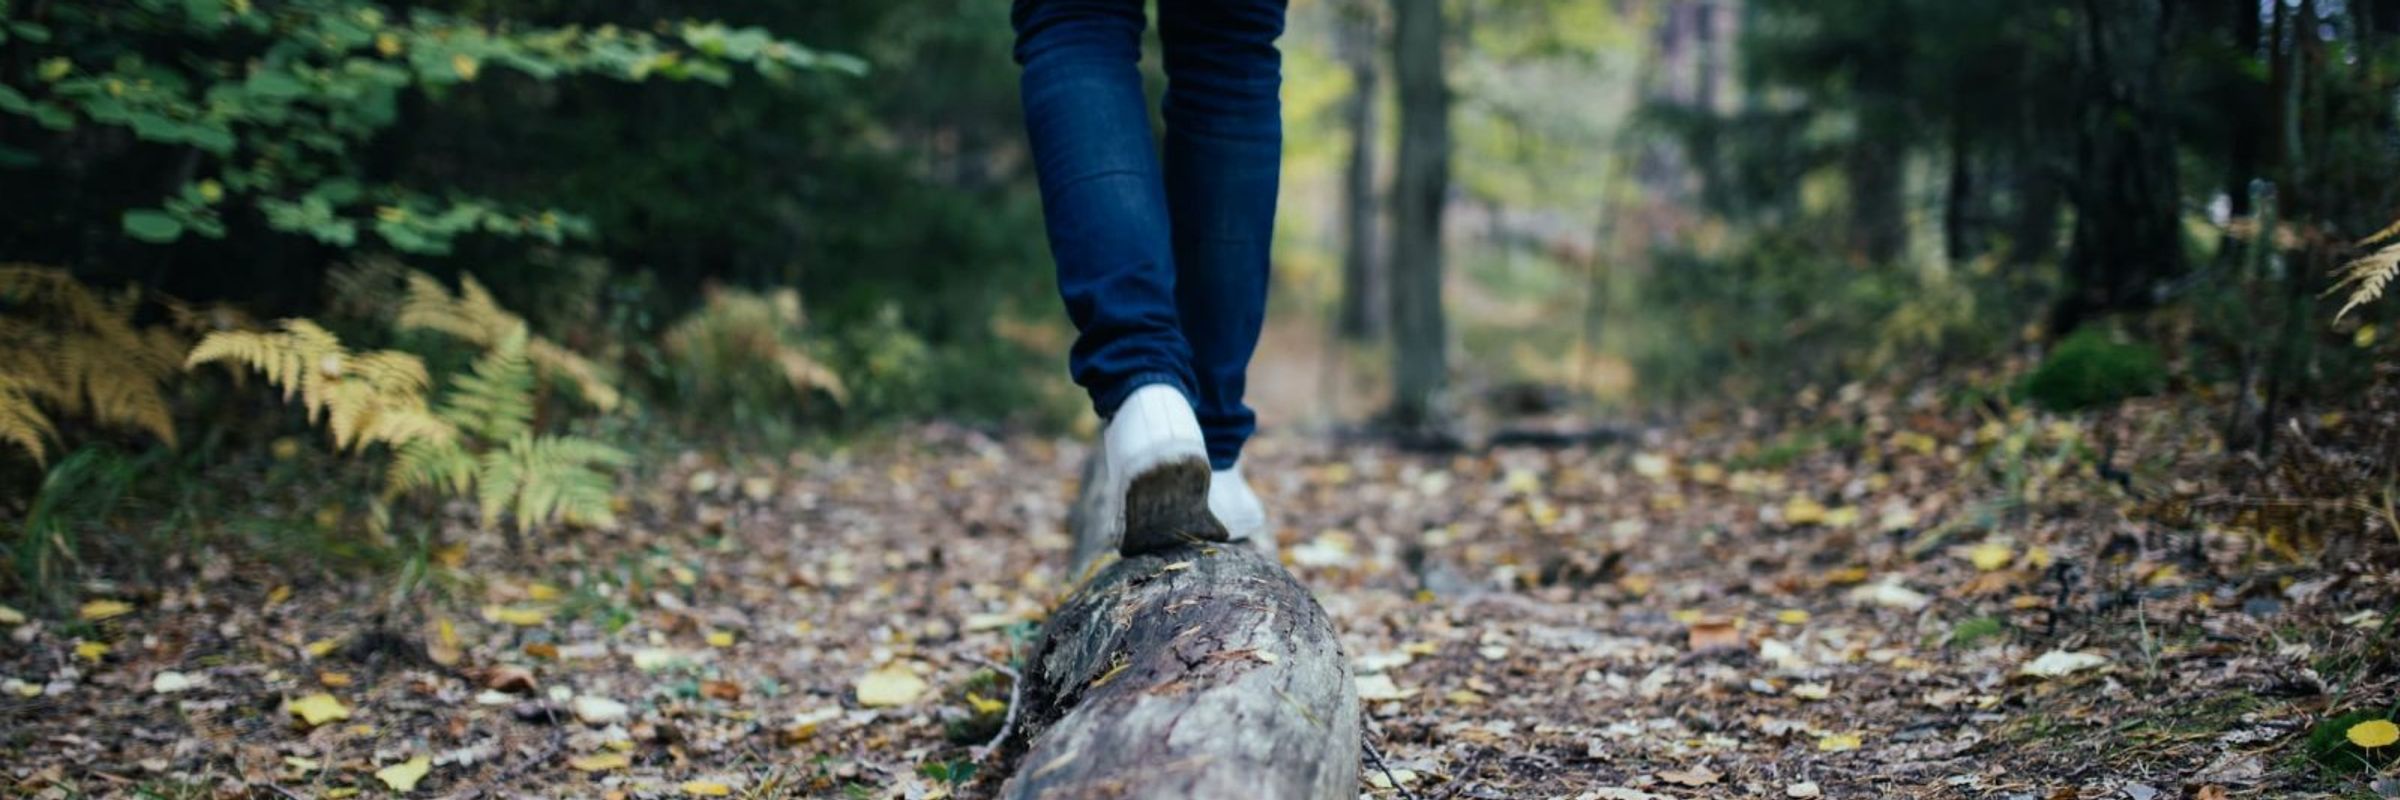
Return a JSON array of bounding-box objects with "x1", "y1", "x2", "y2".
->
[
  {"x1": 396, "y1": 271, "x2": 622, "y2": 411},
  {"x1": 2333, "y1": 219, "x2": 2400, "y2": 320},
  {"x1": 0, "y1": 376, "x2": 56, "y2": 464},
  {"x1": 663, "y1": 286, "x2": 848, "y2": 404},
  {"x1": 186, "y1": 320, "x2": 456, "y2": 452},
  {"x1": 0, "y1": 265, "x2": 184, "y2": 457}
]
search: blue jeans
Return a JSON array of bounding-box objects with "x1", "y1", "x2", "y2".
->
[{"x1": 1013, "y1": 0, "x2": 1286, "y2": 470}]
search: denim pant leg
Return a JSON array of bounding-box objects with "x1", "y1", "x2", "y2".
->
[
  {"x1": 1159, "y1": 0, "x2": 1286, "y2": 469},
  {"x1": 1013, "y1": 0, "x2": 1198, "y2": 418}
]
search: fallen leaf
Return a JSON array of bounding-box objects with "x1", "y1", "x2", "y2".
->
[
  {"x1": 375, "y1": 756, "x2": 430, "y2": 792},
  {"x1": 1847, "y1": 578, "x2": 1930, "y2": 611},
  {"x1": 705, "y1": 630, "x2": 736, "y2": 648},
  {"x1": 572, "y1": 695, "x2": 630, "y2": 725},
  {"x1": 1968, "y1": 539, "x2": 2015, "y2": 571},
  {"x1": 1355, "y1": 674, "x2": 1419, "y2": 701},
  {"x1": 152, "y1": 671, "x2": 195, "y2": 693},
  {"x1": 1816, "y1": 732, "x2": 1862, "y2": 752},
  {"x1": 1790, "y1": 682, "x2": 1831, "y2": 701},
  {"x1": 856, "y1": 664, "x2": 929, "y2": 707},
  {"x1": 1658, "y1": 766, "x2": 1720, "y2": 786},
  {"x1": 1583, "y1": 788, "x2": 1666, "y2": 800},
  {"x1": 74, "y1": 641, "x2": 109, "y2": 662},
  {"x1": 1787, "y1": 780, "x2": 1823, "y2": 798},
  {"x1": 682, "y1": 780, "x2": 733, "y2": 797},
  {"x1": 287, "y1": 693, "x2": 352, "y2": 728},
  {"x1": 78, "y1": 599, "x2": 133, "y2": 621},
  {"x1": 2348, "y1": 718, "x2": 2399, "y2": 748},
  {"x1": 427, "y1": 618, "x2": 462, "y2": 667},
  {"x1": 1686, "y1": 617, "x2": 1742, "y2": 652},
  {"x1": 2018, "y1": 650, "x2": 2110, "y2": 679},
  {"x1": 1783, "y1": 496, "x2": 1828, "y2": 526},
  {"x1": 485, "y1": 605, "x2": 550, "y2": 626},
  {"x1": 568, "y1": 752, "x2": 632, "y2": 772},
  {"x1": 0, "y1": 604, "x2": 23, "y2": 625},
  {"x1": 966, "y1": 691, "x2": 1006, "y2": 715}
]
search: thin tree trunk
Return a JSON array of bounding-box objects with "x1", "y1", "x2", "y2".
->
[
  {"x1": 1337, "y1": 0, "x2": 1384, "y2": 341},
  {"x1": 1387, "y1": 0, "x2": 1450, "y2": 435}
]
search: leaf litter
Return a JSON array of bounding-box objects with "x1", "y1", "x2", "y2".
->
[{"x1": 3, "y1": 384, "x2": 2399, "y2": 797}]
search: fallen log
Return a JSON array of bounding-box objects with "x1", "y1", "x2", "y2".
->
[{"x1": 1001, "y1": 543, "x2": 1360, "y2": 799}]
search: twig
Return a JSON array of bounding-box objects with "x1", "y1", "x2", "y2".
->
[
  {"x1": 461, "y1": 710, "x2": 567, "y2": 799},
  {"x1": 1362, "y1": 734, "x2": 1423, "y2": 800},
  {"x1": 964, "y1": 655, "x2": 1025, "y2": 762}
]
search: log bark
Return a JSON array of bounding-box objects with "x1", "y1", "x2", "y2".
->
[{"x1": 1001, "y1": 544, "x2": 1359, "y2": 799}]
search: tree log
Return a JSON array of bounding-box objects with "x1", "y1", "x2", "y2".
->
[{"x1": 1001, "y1": 544, "x2": 1360, "y2": 799}]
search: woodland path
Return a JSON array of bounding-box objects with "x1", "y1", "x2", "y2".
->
[{"x1": 0, "y1": 409, "x2": 2366, "y2": 798}]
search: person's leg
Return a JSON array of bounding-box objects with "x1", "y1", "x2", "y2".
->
[
  {"x1": 1157, "y1": 0, "x2": 1286, "y2": 471},
  {"x1": 1012, "y1": 0, "x2": 1196, "y2": 416},
  {"x1": 1014, "y1": 0, "x2": 1227, "y2": 560}
]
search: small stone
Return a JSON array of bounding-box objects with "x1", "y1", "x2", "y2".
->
[{"x1": 1786, "y1": 782, "x2": 1822, "y2": 798}]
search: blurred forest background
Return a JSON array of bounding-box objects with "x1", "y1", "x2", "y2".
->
[{"x1": 11, "y1": 0, "x2": 2400, "y2": 794}]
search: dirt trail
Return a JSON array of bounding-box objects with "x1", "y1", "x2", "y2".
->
[{"x1": 0, "y1": 411, "x2": 2366, "y2": 798}]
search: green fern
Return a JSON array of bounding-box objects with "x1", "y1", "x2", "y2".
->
[
  {"x1": 475, "y1": 434, "x2": 628, "y2": 532},
  {"x1": 441, "y1": 331, "x2": 539, "y2": 443}
]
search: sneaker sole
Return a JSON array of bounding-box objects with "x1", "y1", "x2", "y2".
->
[{"x1": 1119, "y1": 456, "x2": 1227, "y2": 556}]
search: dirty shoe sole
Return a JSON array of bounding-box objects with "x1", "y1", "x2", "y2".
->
[{"x1": 1118, "y1": 457, "x2": 1227, "y2": 556}]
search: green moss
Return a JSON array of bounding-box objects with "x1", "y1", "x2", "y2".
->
[
  {"x1": 2305, "y1": 709, "x2": 2400, "y2": 774},
  {"x1": 2022, "y1": 329, "x2": 2167, "y2": 411}
]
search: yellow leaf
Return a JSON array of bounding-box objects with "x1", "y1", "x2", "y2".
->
[
  {"x1": 1782, "y1": 496, "x2": 1828, "y2": 526},
  {"x1": 375, "y1": 755, "x2": 430, "y2": 793},
  {"x1": 2349, "y1": 719, "x2": 2400, "y2": 748},
  {"x1": 1816, "y1": 732, "x2": 1862, "y2": 752},
  {"x1": 526, "y1": 582, "x2": 562, "y2": 601},
  {"x1": 682, "y1": 781, "x2": 733, "y2": 797},
  {"x1": 305, "y1": 638, "x2": 341, "y2": 658},
  {"x1": 568, "y1": 752, "x2": 632, "y2": 772},
  {"x1": 966, "y1": 691, "x2": 1006, "y2": 715},
  {"x1": 451, "y1": 53, "x2": 480, "y2": 81},
  {"x1": 485, "y1": 605, "x2": 550, "y2": 626},
  {"x1": 706, "y1": 630, "x2": 736, "y2": 648},
  {"x1": 0, "y1": 604, "x2": 23, "y2": 625},
  {"x1": 1790, "y1": 682, "x2": 1831, "y2": 701},
  {"x1": 375, "y1": 32, "x2": 403, "y2": 58},
  {"x1": 1775, "y1": 609, "x2": 1811, "y2": 624},
  {"x1": 287, "y1": 693, "x2": 352, "y2": 727},
  {"x1": 74, "y1": 641, "x2": 109, "y2": 662},
  {"x1": 1968, "y1": 540, "x2": 2014, "y2": 572},
  {"x1": 855, "y1": 664, "x2": 929, "y2": 707},
  {"x1": 325, "y1": 789, "x2": 359, "y2": 798},
  {"x1": 79, "y1": 599, "x2": 134, "y2": 621},
  {"x1": 265, "y1": 584, "x2": 292, "y2": 606}
]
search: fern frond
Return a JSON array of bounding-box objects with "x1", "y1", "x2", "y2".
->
[
  {"x1": 480, "y1": 433, "x2": 627, "y2": 532},
  {"x1": 2331, "y1": 240, "x2": 2400, "y2": 320},
  {"x1": 397, "y1": 270, "x2": 619, "y2": 411},
  {"x1": 1, "y1": 265, "x2": 184, "y2": 451},
  {"x1": 441, "y1": 331, "x2": 538, "y2": 442},
  {"x1": 388, "y1": 436, "x2": 476, "y2": 497},
  {"x1": 0, "y1": 376, "x2": 56, "y2": 464},
  {"x1": 189, "y1": 319, "x2": 451, "y2": 451}
]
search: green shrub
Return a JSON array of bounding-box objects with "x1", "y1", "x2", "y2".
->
[{"x1": 2022, "y1": 328, "x2": 2166, "y2": 411}]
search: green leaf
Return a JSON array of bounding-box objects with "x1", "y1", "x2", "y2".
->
[{"x1": 122, "y1": 210, "x2": 185, "y2": 243}]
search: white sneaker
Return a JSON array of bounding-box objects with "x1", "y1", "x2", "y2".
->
[
  {"x1": 1209, "y1": 462, "x2": 1273, "y2": 556},
  {"x1": 1087, "y1": 384, "x2": 1226, "y2": 558}
]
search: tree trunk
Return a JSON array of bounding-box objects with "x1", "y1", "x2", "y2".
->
[
  {"x1": 1944, "y1": 118, "x2": 1975, "y2": 265},
  {"x1": 1386, "y1": 0, "x2": 1450, "y2": 434},
  {"x1": 1000, "y1": 544, "x2": 1361, "y2": 800},
  {"x1": 1337, "y1": 0, "x2": 1384, "y2": 341},
  {"x1": 2054, "y1": 0, "x2": 2184, "y2": 332}
]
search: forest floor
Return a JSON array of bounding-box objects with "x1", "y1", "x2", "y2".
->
[{"x1": 6, "y1": 386, "x2": 2400, "y2": 799}]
